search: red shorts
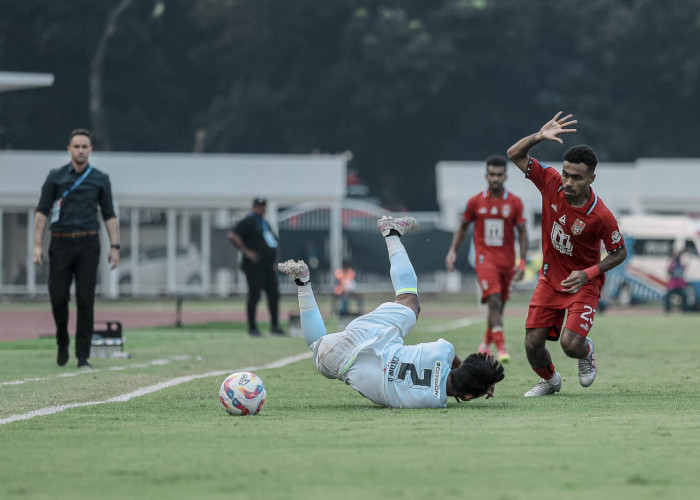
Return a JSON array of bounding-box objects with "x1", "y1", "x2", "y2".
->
[
  {"x1": 525, "y1": 278, "x2": 602, "y2": 339},
  {"x1": 475, "y1": 263, "x2": 515, "y2": 303}
]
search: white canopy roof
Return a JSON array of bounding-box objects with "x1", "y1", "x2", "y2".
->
[
  {"x1": 0, "y1": 150, "x2": 347, "y2": 209},
  {"x1": 0, "y1": 71, "x2": 54, "y2": 92}
]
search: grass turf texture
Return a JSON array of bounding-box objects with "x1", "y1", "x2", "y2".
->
[{"x1": 1, "y1": 306, "x2": 699, "y2": 499}]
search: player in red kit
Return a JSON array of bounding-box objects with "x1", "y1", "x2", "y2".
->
[
  {"x1": 507, "y1": 112, "x2": 627, "y2": 396},
  {"x1": 445, "y1": 155, "x2": 529, "y2": 362}
]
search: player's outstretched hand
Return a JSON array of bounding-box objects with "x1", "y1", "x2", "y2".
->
[{"x1": 540, "y1": 111, "x2": 578, "y2": 143}]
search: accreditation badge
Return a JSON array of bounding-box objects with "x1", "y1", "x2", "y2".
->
[{"x1": 50, "y1": 198, "x2": 62, "y2": 224}]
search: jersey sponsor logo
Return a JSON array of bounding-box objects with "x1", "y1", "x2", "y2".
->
[
  {"x1": 551, "y1": 203, "x2": 558, "y2": 213},
  {"x1": 571, "y1": 218, "x2": 586, "y2": 236},
  {"x1": 433, "y1": 361, "x2": 442, "y2": 396},
  {"x1": 387, "y1": 356, "x2": 400, "y2": 381},
  {"x1": 611, "y1": 230, "x2": 622, "y2": 244},
  {"x1": 484, "y1": 218, "x2": 505, "y2": 246},
  {"x1": 502, "y1": 205, "x2": 511, "y2": 217},
  {"x1": 559, "y1": 215, "x2": 567, "y2": 225},
  {"x1": 551, "y1": 222, "x2": 573, "y2": 256}
]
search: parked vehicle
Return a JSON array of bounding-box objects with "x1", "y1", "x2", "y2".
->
[
  {"x1": 119, "y1": 244, "x2": 202, "y2": 294},
  {"x1": 603, "y1": 216, "x2": 700, "y2": 309}
]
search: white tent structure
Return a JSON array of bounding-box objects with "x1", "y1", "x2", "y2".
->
[
  {"x1": 436, "y1": 158, "x2": 700, "y2": 231},
  {"x1": 0, "y1": 151, "x2": 347, "y2": 296}
]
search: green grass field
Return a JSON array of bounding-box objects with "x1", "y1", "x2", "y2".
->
[{"x1": 1, "y1": 302, "x2": 699, "y2": 500}]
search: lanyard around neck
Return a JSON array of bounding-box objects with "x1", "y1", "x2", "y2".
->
[{"x1": 62, "y1": 165, "x2": 93, "y2": 199}]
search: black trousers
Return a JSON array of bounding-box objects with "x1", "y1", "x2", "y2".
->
[
  {"x1": 242, "y1": 263, "x2": 280, "y2": 331},
  {"x1": 48, "y1": 235, "x2": 101, "y2": 361}
]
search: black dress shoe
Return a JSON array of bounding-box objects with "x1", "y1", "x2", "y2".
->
[
  {"x1": 77, "y1": 359, "x2": 93, "y2": 369},
  {"x1": 57, "y1": 346, "x2": 69, "y2": 366}
]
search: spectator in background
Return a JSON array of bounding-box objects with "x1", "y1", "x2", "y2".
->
[
  {"x1": 33, "y1": 128, "x2": 120, "y2": 368},
  {"x1": 228, "y1": 197, "x2": 285, "y2": 337},
  {"x1": 665, "y1": 249, "x2": 688, "y2": 313},
  {"x1": 334, "y1": 259, "x2": 364, "y2": 316},
  {"x1": 445, "y1": 155, "x2": 529, "y2": 363}
]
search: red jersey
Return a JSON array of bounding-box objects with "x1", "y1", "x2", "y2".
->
[
  {"x1": 526, "y1": 157, "x2": 625, "y2": 292},
  {"x1": 463, "y1": 189, "x2": 526, "y2": 269}
]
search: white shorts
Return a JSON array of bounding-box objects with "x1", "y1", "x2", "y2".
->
[{"x1": 311, "y1": 302, "x2": 417, "y2": 380}]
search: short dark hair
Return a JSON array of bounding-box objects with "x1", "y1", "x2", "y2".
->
[
  {"x1": 252, "y1": 197, "x2": 267, "y2": 207},
  {"x1": 450, "y1": 353, "x2": 505, "y2": 398},
  {"x1": 485, "y1": 155, "x2": 508, "y2": 169},
  {"x1": 563, "y1": 145, "x2": 597, "y2": 173},
  {"x1": 69, "y1": 129, "x2": 92, "y2": 143}
]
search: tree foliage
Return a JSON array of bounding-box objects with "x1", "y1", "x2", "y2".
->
[{"x1": 1, "y1": 0, "x2": 699, "y2": 209}]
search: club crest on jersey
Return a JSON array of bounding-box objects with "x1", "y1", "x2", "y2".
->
[
  {"x1": 571, "y1": 218, "x2": 586, "y2": 235},
  {"x1": 502, "y1": 205, "x2": 511, "y2": 217}
]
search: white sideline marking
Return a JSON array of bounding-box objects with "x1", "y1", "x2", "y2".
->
[
  {"x1": 1, "y1": 317, "x2": 476, "y2": 425},
  {"x1": 0, "y1": 352, "x2": 311, "y2": 425},
  {"x1": 424, "y1": 317, "x2": 481, "y2": 334},
  {"x1": 0, "y1": 355, "x2": 194, "y2": 387}
]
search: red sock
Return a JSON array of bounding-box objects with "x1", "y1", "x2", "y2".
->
[
  {"x1": 492, "y1": 326, "x2": 505, "y2": 351},
  {"x1": 533, "y1": 363, "x2": 555, "y2": 380},
  {"x1": 483, "y1": 328, "x2": 492, "y2": 345}
]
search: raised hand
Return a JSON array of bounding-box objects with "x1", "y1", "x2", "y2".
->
[{"x1": 539, "y1": 111, "x2": 578, "y2": 143}]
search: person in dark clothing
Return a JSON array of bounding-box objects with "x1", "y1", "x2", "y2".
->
[
  {"x1": 665, "y1": 249, "x2": 688, "y2": 313},
  {"x1": 33, "y1": 129, "x2": 120, "y2": 368},
  {"x1": 227, "y1": 197, "x2": 285, "y2": 337}
]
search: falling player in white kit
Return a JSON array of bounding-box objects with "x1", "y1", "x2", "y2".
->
[{"x1": 278, "y1": 216, "x2": 505, "y2": 409}]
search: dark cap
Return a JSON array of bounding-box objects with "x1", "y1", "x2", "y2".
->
[{"x1": 252, "y1": 197, "x2": 267, "y2": 207}]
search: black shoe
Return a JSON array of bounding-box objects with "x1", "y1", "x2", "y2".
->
[
  {"x1": 270, "y1": 326, "x2": 287, "y2": 336},
  {"x1": 77, "y1": 359, "x2": 93, "y2": 369},
  {"x1": 247, "y1": 329, "x2": 263, "y2": 338},
  {"x1": 57, "y1": 345, "x2": 69, "y2": 367}
]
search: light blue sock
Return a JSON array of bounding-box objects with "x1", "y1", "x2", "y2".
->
[
  {"x1": 386, "y1": 235, "x2": 418, "y2": 296},
  {"x1": 298, "y1": 284, "x2": 326, "y2": 347}
]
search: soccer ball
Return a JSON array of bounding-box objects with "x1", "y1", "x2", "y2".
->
[{"x1": 219, "y1": 371, "x2": 267, "y2": 416}]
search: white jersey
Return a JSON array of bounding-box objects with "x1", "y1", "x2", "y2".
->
[
  {"x1": 311, "y1": 302, "x2": 454, "y2": 408},
  {"x1": 345, "y1": 335, "x2": 453, "y2": 408}
]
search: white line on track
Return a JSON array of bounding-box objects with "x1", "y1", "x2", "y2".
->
[
  {"x1": 0, "y1": 355, "x2": 193, "y2": 387},
  {"x1": 0, "y1": 352, "x2": 312, "y2": 425}
]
